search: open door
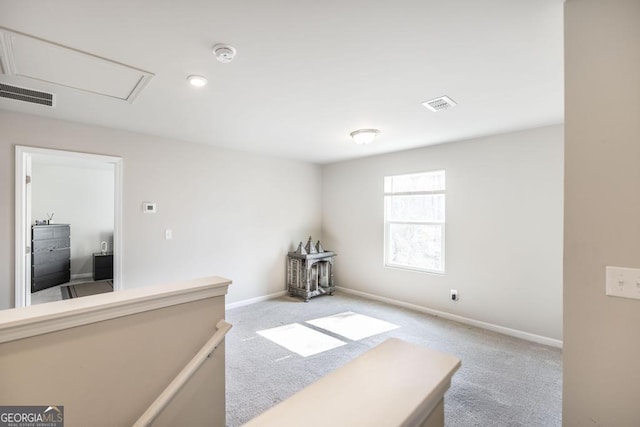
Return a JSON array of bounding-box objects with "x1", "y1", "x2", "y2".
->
[
  {"x1": 14, "y1": 152, "x2": 33, "y2": 307},
  {"x1": 15, "y1": 146, "x2": 123, "y2": 308}
]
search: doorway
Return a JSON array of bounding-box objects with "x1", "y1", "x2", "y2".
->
[{"x1": 15, "y1": 146, "x2": 123, "y2": 307}]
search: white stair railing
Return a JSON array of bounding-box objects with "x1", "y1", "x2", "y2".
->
[{"x1": 133, "y1": 319, "x2": 232, "y2": 427}]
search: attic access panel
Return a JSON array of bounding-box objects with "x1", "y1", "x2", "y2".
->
[{"x1": 0, "y1": 27, "x2": 153, "y2": 103}]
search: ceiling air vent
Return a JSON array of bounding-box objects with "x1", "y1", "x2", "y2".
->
[
  {"x1": 0, "y1": 83, "x2": 55, "y2": 107},
  {"x1": 422, "y1": 96, "x2": 457, "y2": 112}
]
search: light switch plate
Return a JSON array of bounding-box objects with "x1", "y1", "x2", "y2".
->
[{"x1": 605, "y1": 266, "x2": 640, "y2": 300}]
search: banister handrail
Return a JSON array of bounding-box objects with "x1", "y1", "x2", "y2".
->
[{"x1": 133, "y1": 319, "x2": 232, "y2": 427}]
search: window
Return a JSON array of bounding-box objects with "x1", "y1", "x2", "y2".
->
[{"x1": 384, "y1": 170, "x2": 445, "y2": 273}]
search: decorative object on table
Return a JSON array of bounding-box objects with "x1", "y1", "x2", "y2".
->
[
  {"x1": 31, "y1": 224, "x2": 70, "y2": 292},
  {"x1": 46, "y1": 212, "x2": 54, "y2": 224},
  {"x1": 35, "y1": 219, "x2": 47, "y2": 225},
  {"x1": 100, "y1": 241, "x2": 108, "y2": 254},
  {"x1": 287, "y1": 236, "x2": 336, "y2": 302}
]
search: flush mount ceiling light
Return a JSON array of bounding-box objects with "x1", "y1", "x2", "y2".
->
[
  {"x1": 350, "y1": 129, "x2": 380, "y2": 145},
  {"x1": 187, "y1": 75, "x2": 207, "y2": 87},
  {"x1": 212, "y1": 44, "x2": 237, "y2": 63}
]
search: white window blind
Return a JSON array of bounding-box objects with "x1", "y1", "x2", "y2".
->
[{"x1": 384, "y1": 170, "x2": 445, "y2": 273}]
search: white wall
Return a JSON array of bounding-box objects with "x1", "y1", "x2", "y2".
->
[
  {"x1": 564, "y1": 1, "x2": 640, "y2": 425},
  {"x1": 322, "y1": 125, "x2": 563, "y2": 342},
  {"x1": 31, "y1": 163, "x2": 115, "y2": 277},
  {"x1": 0, "y1": 111, "x2": 322, "y2": 308},
  {"x1": 0, "y1": 278, "x2": 229, "y2": 426}
]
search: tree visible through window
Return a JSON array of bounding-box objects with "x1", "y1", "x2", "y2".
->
[{"x1": 384, "y1": 170, "x2": 445, "y2": 273}]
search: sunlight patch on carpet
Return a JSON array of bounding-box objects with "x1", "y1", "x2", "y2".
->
[
  {"x1": 257, "y1": 323, "x2": 347, "y2": 357},
  {"x1": 306, "y1": 311, "x2": 399, "y2": 341}
]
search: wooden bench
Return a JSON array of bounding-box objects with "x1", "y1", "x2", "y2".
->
[{"x1": 244, "y1": 337, "x2": 461, "y2": 427}]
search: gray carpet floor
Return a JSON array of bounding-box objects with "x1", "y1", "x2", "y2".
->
[{"x1": 225, "y1": 292, "x2": 561, "y2": 427}]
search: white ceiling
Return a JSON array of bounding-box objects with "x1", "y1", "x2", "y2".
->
[{"x1": 0, "y1": 0, "x2": 564, "y2": 164}]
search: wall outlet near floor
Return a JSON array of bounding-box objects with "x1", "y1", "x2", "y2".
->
[{"x1": 451, "y1": 289, "x2": 459, "y2": 301}]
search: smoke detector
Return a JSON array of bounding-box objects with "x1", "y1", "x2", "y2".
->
[
  {"x1": 422, "y1": 96, "x2": 457, "y2": 112},
  {"x1": 213, "y1": 44, "x2": 236, "y2": 63}
]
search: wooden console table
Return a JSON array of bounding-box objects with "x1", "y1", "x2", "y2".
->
[{"x1": 287, "y1": 237, "x2": 335, "y2": 302}]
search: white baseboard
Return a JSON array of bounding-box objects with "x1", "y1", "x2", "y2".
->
[
  {"x1": 226, "y1": 290, "x2": 287, "y2": 310},
  {"x1": 336, "y1": 286, "x2": 563, "y2": 349},
  {"x1": 71, "y1": 273, "x2": 92, "y2": 281}
]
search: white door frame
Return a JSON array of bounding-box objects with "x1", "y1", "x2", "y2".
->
[{"x1": 15, "y1": 146, "x2": 124, "y2": 308}]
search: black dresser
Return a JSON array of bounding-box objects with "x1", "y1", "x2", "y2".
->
[{"x1": 31, "y1": 224, "x2": 71, "y2": 292}]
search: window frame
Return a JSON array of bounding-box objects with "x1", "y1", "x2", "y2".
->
[{"x1": 383, "y1": 170, "x2": 446, "y2": 274}]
